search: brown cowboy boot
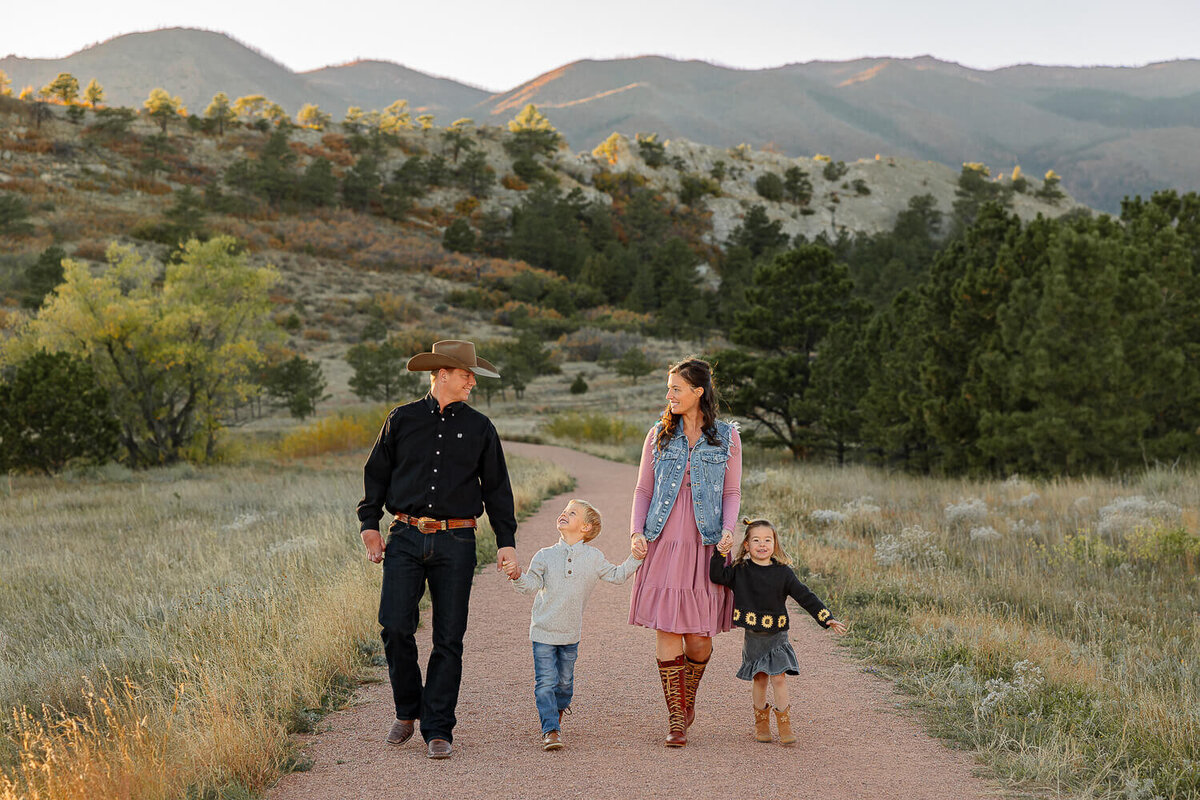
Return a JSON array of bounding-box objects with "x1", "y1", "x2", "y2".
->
[
  {"x1": 657, "y1": 655, "x2": 688, "y2": 747},
  {"x1": 754, "y1": 703, "x2": 772, "y2": 742},
  {"x1": 774, "y1": 704, "x2": 797, "y2": 745},
  {"x1": 683, "y1": 654, "x2": 709, "y2": 729}
]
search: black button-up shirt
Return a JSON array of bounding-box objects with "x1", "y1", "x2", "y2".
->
[{"x1": 357, "y1": 394, "x2": 517, "y2": 548}]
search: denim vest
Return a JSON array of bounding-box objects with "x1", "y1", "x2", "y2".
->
[{"x1": 643, "y1": 419, "x2": 735, "y2": 545}]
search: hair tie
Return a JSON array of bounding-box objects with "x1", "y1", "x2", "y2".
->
[{"x1": 742, "y1": 518, "x2": 751, "y2": 526}]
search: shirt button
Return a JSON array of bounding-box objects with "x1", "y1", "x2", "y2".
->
[
  {"x1": 431, "y1": 485, "x2": 435, "y2": 490},
  {"x1": 438, "y1": 434, "x2": 442, "y2": 438},
  {"x1": 434, "y1": 469, "x2": 438, "y2": 472},
  {"x1": 567, "y1": 570, "x2": 572, "y2": 574},
  {"x1": 567, "y1": 558, "x2": 572, "y2": 562},
  {"x1": 436, "y1": 451, "x2": 440, "y2": 455}
]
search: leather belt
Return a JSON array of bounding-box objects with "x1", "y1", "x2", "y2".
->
[{"x1": 395, "y1": 512, "x2": 477, "y2": 534}]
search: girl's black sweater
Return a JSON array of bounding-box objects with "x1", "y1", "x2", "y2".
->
[{"x1": 709, "y1": 551, "x2": 832, "y2": 633}]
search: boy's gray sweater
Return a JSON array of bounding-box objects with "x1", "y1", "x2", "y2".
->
[{"x1": 511, "y1": 538, "x2": 643, "y2": 644}]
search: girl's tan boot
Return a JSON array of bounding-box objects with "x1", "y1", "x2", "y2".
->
[
  {"x1": 774, "y1": 704, "x2": 796, "y2": 745},
  {"x1": 753, "y1": 703, "x2": 772, "y2": 742}
]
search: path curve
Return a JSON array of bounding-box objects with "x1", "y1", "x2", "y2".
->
[{"x1": 270, "y1": 442, "x2": 1000, "y2": 800}]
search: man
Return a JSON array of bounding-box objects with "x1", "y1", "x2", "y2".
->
[{"x1": 358, "y1": 340, "x2": 518, "y2": 759}]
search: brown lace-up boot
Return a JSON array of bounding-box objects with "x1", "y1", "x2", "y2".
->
[
  {"x1": 683, "y1": 654, "x2": 709, "y2": 729},
  {"x1": 754, "y1": 703, "x2": 772, "y2": 742},
  {"x1": 774, "y1": 704, "x2": 796, "y2": 745},
  {"x1": 657, "y1": 655, "x2": 688, "y2": 747}
]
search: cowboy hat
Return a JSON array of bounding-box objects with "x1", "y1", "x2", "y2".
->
[{"x1": 406, "y1": 340, "x2": 501, "y2": 378}]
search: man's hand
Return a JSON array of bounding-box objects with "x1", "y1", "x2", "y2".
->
[
  {"x1": 500, "y1": 557, "x2": 521, "y2": 579},
  {"x1": 497, "y1": 546, "x2": 518, "y2": 576},
  {"x1": 362, "y1": 529, "x2": 384, "y2": 563}
]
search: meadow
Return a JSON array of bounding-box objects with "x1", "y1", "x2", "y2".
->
[
  {"x1": 0, "y1": 450, "x2": 571, "y2": 800},
  {"x1": 742, "y1": 458, "x2": 1200, "y2": 800}
]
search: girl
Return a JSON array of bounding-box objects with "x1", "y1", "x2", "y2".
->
[{"x1": 710, "y1": 518, "x2": 847, "y2": 745}]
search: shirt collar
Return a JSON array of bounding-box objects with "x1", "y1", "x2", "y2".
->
[{"x1": 424, "y1": 393, "x2": 463, "y2": 414}]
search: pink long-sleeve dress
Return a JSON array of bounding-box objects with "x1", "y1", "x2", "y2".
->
[{"x1": 628, "y1": 425, "x2": 741, "y2": 635}]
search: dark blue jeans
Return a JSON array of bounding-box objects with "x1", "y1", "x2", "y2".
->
[
  {"x1": 532, "y1": 641, "x2": 578, "y2": 735},
  {"x1": 379, "y1": 521, "x2": 477, "y2": 744}
]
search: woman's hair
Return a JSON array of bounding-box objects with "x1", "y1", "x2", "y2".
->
[
  {"x1": 655, "y1": 357, "x2": 722, "y2": 452},
  {"x1": 572, "y1": 499, "x2": 603, "y2": 542},
  {"x1": 733, "y1": 518, "x2": 793, "y2": 565}
]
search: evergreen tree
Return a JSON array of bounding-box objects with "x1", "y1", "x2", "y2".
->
[
  {"x1": 342, "y1": 155, "x2": 381, "y2": 211},
  {"x1": 261, "y1": 355, "x2": 328, "y2": 420},
  {"x1": 297, "y1": 157, "x2": 337, "y2": 207},
  {"x1": 204, "y1": 91, "x2": 236, "y2": 136},
  {"x1": 21, "y1": 245, "x2": 66, "y2": 309},
  {"x1": 42, "y1": 72, "x2": 79, "y2": 104},
  {"x1": 83, "y1": 78, "x2": 104, "y2": 107},
  {"x1": 144, "y1": 88, "x2": 182, "y2": 133},
  {"x1": 346, "y1": 340, "x2": 419, "y2": 403},
  {"x1": 442, "y1": 218, "x2": 476, "y2": 253},
  {"x1": 713, "y1": 245, "x2": 864, "y2": 459},
  {"x1": 0, "y1": 351, "x2": 121, "y2": 474},
  {"x1": 615, "y1": 347, "x2": 654, "y2": 385}
]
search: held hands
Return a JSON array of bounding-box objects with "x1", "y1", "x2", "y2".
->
[
  {"x1": 716, "y1": 529, "x2": 734, "y2": 556},
  {"x1": 497, "y1": 546, "x2": 519, "y2": 579},
  {"x1": 630, "y1": 533, "x2": 648, "y2": 560},
  {"x1": 362, "y1": 530, "x2": 384, "y2": 564},
  {"x1": 631, "y1": 536, "x2": 647, "y2": 560}
]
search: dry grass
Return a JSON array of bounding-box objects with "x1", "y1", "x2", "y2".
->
[
  {"x1": 740, "y1": 460, "x2": 1200, "y2": 799},
  {"x1": 0, "y1": 451, "x2": 572, "y2": 800}
]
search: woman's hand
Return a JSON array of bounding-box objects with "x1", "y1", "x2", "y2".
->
[
  {"x1": 717, "y1": 529, "x2": 734, "y2": 555},
  {"x1": 631, "y1": 533, "x2": 648, "y2": 559}
]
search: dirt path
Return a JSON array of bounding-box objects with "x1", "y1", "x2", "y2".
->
[{"x1": 270, "y1": 443, "x2": 1001, "y2": 800}]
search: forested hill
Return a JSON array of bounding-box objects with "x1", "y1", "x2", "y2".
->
[
  {"x1": 4, "y1": 28, "x2": 1200, "y2": 210},
  {"x1": 1, "y1": 93, "x2": 1197, "y2": 478}
]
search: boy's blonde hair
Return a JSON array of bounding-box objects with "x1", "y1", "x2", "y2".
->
[
  {"x1": 572, "y1": 499, "x2": 602, "y2": 542},
  {"x1": 733, "y1": 518, "x2": 793, "y2": 565}
]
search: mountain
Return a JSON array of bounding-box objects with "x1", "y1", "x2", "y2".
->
[
  {"x1": 4, "y1": 29, "x2": 1200, "y2": 210},
  {"x1": 302, "y1": 60, "x2": 490, "y2": 119},
  {"x1": 470, "y1": 55, "x2": 1200, "y2": 211},
  {"x1": 0, "y1": 28, "x2": 350, "y2": 116}
]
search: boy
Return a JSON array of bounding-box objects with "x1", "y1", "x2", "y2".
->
[{"x1": 502, "y1": 499, "x2": 646, "y2": 750}]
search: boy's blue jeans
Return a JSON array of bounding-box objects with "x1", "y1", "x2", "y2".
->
[{"x1": 532, "y1": 641, "x2": 578, "y2": 735}]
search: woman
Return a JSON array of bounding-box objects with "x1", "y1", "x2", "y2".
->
[{"x1": 629, "y1": 357, "x2": 741, "y2": 746}]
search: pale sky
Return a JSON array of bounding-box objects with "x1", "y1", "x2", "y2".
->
[{"x1": 2, "y1": 0, "x2": 1196, "y2": 92}]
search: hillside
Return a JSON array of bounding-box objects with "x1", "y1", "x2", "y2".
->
[
  {"x1": 3, "y1": 29, "x2": 1199, "y2": 211},
  {"x1": 0, "y1": 96, "x2": 1079, "y2": 408}
]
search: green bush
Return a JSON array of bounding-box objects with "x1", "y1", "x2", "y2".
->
[
  {"x1": 542, "y1": 411, "x2": 640, "y2": 444},
  {"x1": 754, "y1": 172, "x2": 784, "y2": 202}
]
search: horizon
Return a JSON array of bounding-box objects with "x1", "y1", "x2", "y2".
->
[{"x1": 1, "y1": 0, "x2": 1197, "y2": 93}]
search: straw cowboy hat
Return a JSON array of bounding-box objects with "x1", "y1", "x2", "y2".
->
[{"x1": 406, "y1": 340, "x2": 501, "y2": 378}]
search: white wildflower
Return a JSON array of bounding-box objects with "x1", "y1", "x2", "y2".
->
[
  {"x1": 809, "y1": 509, "x2": 848, "y2": 526},
  {"x1": 1006, "y1": 518, "x2": 1042, "y2": 538},
  {"x1": 1014, "y1": 492, "x2": 1040, "y2": 509},
  {"x1": 945, "y1": 498, "x2": 988, "y2": 525},
  {"x1": 969, "y1": 526, "x2": 1002, "y2": 542},
  {"x1": 843, "y1": 496, "x2": 882, "y2": 514},
  {"x1": 874, "y1": 525, "x2": 947, "y2": 568}
]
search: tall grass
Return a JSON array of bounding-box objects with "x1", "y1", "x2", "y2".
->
[
  {"x1": 0, "y1": 453, "x2": 571, "y2": 800},
  {"x1": 741, "y1": 462, "x2": 1200, "y2": 799}
]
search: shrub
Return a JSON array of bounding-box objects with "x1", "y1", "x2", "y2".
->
[
  {"x1": 754, "y1": 172, "x2": 784, "y2": 202},
  {"x1": 501, "y1": 174, "x2": 528, "y2": 191},
  {"x1": 635, "y1": 133, "x2": 665, "y2": 167},
  {"x1": 822, "y1": 160, "x2": 848, "y2": 181},
  {"x1": 542, "y1": 411, "x2": 641, "y2": 444},
  {"x1": 275, "y1": 413, "x2": 373, "y2": 458},
  {"x1": 569, "y1": 374, "x2": 588, "y2": 394},
  {"x1": 679, "y1": 173, "x2": 720, "y2": 206},
  {"x1": 851, "y1": 178, "x2": 871, "y2": 196}
]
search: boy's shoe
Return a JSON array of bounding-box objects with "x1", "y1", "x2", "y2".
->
[{"x1": 542, "y1": 730, "x2": 564, "y2": 750}]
